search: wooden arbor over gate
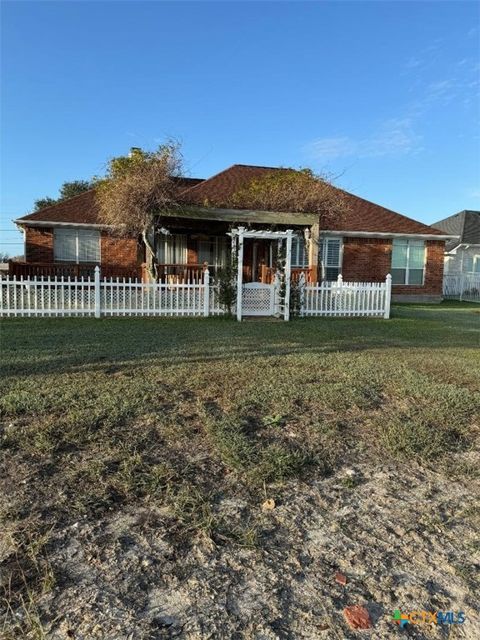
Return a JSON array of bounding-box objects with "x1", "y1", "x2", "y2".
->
[{"x1": 230, "y1": 227, "x2": 294, "y2": 322}]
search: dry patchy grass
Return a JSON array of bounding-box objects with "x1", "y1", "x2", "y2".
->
[{"x1": 1, "y1": 302, "x2": 479, "y2": 637}]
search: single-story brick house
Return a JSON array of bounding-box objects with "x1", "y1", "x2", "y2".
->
[
  {"x1": 433, "y1": 210, "x2": 480, "y2": 275},
  {"x1": 12, "y1": 164, "x2": 453, "y2": 302}
]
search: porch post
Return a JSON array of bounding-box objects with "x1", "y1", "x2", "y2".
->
[
  {"x1": 236, "y1": 227, "x2": 245, "y2": 322},
  {"x1": 284, "y1": 229, "x2": 293, "y2": 321},
  {"x1": 308, "y1": 222, "x2": 319, "y2": 283}
]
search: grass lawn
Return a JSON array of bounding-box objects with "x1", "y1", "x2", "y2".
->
[{"x1": 1, "y1": 302, "x2": 479, "y2": 639}]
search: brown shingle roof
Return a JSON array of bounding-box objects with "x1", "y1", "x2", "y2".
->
[
  {"x1": 18, "y1": 189, "x2": 101, "y2": 225},
  {"x1": 16, "y1": 177, "x2": 205, "y2": 226},
  {"x1": 179, "y1": 164, "x2": 444, "y2": 236},
  {"x1": 177, "y1": 164, "x2": 289, "y2": 206},
  {"x1": 324, "y1": 189, "x2": 444, "y2": 235},
  {"x1": 16, "y1": 164, "x2": 444, "y2": 237}
]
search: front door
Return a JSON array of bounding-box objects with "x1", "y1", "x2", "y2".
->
[{"x1": 243, "y1": 239, "x2": 272, "y2": 282}]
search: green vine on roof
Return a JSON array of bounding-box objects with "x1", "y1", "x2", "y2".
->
[{"x1": 228, "y1": 168, "x2": 349, "y2": 222}]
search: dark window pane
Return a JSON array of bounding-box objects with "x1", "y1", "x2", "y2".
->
[
  {"x1": 408, "y1": 269, "x2": 424, "y2": 285},
  {"x1": 326, "y1": 267, "x2": 339, "y2": 281},
  {"x1": 391, "y1": 268, "x2": 406, "y2": 284}
]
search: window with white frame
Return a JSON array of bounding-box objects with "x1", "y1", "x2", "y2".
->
[
  {"x1": 291, "y1": 235, "x2": 309, "y2": 267},
  {"x1": 319, "y1": 237, "x2": 342, "y2": 280},
  {"x1": 54, "y1": 228, "x2": 100, "y2": 263},
  {"x1": 463, "y1": 254, "x2": 480, "y2": 273},
  {"x1": 391, "y1": 238, "x2": 425, "y2": 285},
  {"x1": 157, "y1": 234, "x2": 187, "y2": 264}
]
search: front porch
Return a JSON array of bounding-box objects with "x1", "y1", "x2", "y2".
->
[
  {"x1": 148, "y1": 234, "x2": 317, "y2": 284},
  {"x1": 147, "y1": 205, "x2": 320, "y2": 284}
]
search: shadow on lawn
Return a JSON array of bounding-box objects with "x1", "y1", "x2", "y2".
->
[{"x1": 2, "y1": 310, "x2": 479, "y2": 378}]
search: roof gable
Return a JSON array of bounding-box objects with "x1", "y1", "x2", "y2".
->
[
  {"x1": 433, "y1": 210, "x2": 480, "y2": 250},
  {"x1": 462, "y1": 210, "x2": 480, "y2": 244}
]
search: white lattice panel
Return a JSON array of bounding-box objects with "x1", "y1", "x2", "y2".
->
[{"x1": 242, "y1": 283, "x2": 275, "y2": 316}]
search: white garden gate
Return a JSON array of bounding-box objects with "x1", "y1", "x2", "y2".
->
[
  {"x1": 242, "y1": 281, "x2": 278, "y2": 316},
  {"x1": 231, "y1": 227, "x2": 293, "y2": 321}
]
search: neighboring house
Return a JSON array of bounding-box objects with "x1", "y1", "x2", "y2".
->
[
  {"x1": 433, "y1": 210, "x2": 480, "y2": 275},
  {"x1": 12, "y1": 164, "x2": 452, "y2": 302}
]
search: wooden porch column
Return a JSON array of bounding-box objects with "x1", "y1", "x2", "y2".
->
[
  {"x1": 308, "y1": 222, "x2": 319, "y2": 283},
  {"x1": 260, "y1": 262, "x2": 268, "y2": 283}
]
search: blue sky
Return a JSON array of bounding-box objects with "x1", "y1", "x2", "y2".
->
[{"x1": 1, "y1": 0, "x2": 479, "y2": 256}]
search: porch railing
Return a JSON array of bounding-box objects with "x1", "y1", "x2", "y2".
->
[
  {"x1": 145, "y1": 263, "x2": 220, "y2": 283},
  {"x1": 8, "y1": 261, "x2": 141, "y2": 280},
  {"x1": 258, "y1": 264, "x2": 317, "y2": 284}
]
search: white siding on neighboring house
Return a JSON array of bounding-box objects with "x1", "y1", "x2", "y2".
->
[{"x1": 444, "y1": 245, "x2": 480, "y2": 275}]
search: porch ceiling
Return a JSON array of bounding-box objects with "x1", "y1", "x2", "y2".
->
[{"x1": 162, "y1": 206, "x2": 317, "y2": 226}]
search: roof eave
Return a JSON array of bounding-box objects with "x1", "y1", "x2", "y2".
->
[
  {"x1": 166, "y1": 205, "x2": 319, "y2": 225},
  {"x1": 14, "y1": 219, "x2": 115, "y2": 230},
  {"x1": 321, "y1": 230, "x2": 457, "y2": 240}
]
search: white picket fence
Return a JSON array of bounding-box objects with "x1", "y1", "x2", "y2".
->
[
  {"x1": 300, "y1": 274, "x2": 391, "y2": 318},
  {"x1": 1, "y1": 267, "x2": 392, "y2": 319},
  {"x1": 443, "y1": 273, "x2": 480, "y2": 303},
  {"x1": 0, "y1": 267, "x2": 224, "y2": 318}
]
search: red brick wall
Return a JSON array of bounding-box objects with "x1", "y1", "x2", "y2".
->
[
  {"x1": 25, "y1": 227, "x2": 54, "y2": 262},
  {"x1": 24, "y1": 227, "x2": 140, "y2": 274},
  {"x1": 341, "y1": 237, "x2": 444, "y2": 295},
  {"x1": 101, "y1": 233, "x2": 139, "y2": 270},
  {"x1": 342, "y1": 238, "x2": 391, "y2": 282}
]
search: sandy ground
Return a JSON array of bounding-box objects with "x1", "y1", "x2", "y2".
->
[{"x1": 16, "y1": 458, "x2": 478, "y2": 640}]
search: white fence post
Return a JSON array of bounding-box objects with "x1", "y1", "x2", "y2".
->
[
  {"x1": 203, "y1": 267, "x2": 210, "y2": 317},
  {"x1": 94, "y1": 265, "x2": 101, "y2": 318},
  {"x1": 384, "y1": 273, "x2": 392, "y2": 319},
  {"x1": 0, "y1": 270, "x2": 400, "y2": 318},
  {"x1": 459, "y1": 273, "x2": 464, "y2": 302},
  {"x1": 336, "y1": 274, "x2": 343, "y2": 315}
]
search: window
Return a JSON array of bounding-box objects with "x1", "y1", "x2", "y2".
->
[
  {"x1": 319, "y1": 237, "x2": 342, "y2": 280},
  {"x1": 197, "y1": 236, "x2": 227, "y2": 266},
  {"x1": 463, "y1": 254, "x2": 480, "y2": 273},
  {"x1": 391, "y1": 239, "x2": 425, "y2": 285},
  {"x1": 463, "y1": 255, "x2": 474, "y2": 272},
  {"x1": 54, "y1": 228, "x2": 100, "y2": 263},
  {"x1": 291, "y1": 235, "x2": 308, "y2": 267},
  {"x1": 157, "y1": 234, "x2": 187, "y2": 264}
]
